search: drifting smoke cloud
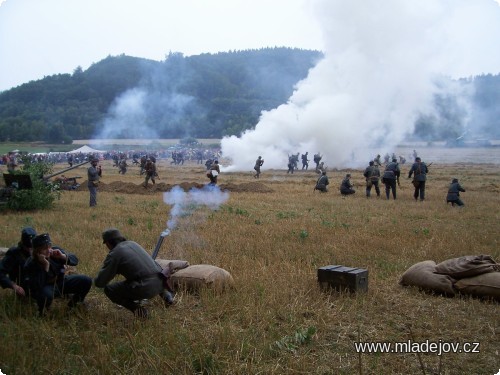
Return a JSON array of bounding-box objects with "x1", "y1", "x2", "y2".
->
[
  {"x1": 93, "y1": 59, "x2": 199, "y2": 140},
  {"x1": 221, "y1": 0, "x2": 500, "y2": 170},
  {"x1": 163, "y1": 185, "x2": 229, "y2": 231}
]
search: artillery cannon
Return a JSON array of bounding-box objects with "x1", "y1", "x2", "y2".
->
[{"x1": 1, "y1": 160, "x2": 90, "y2": 205}]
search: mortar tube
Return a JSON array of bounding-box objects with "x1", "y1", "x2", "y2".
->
[{"x1": 151, "y1": 229, "x2": 170, "y2": 260}]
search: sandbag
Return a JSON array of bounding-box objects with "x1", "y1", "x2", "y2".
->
[
  {"x1": 434, "y1": 255, "x2": 499, "y2": 279},
  {"x1": 171, "y1": 264, "x2": 234, "y2": 292},
  {"x1": 0, "y1": 247, "x2": 8, "y2": 258},
  {"x1": 399, "y1": 260, "x2": 455, "y2": 296},
  {"x1": 155, "y1": 258, "x2": 190, "y2": 272},
  {"x1": 454, "y1": 272, "x2": 500, "y2": 301}
]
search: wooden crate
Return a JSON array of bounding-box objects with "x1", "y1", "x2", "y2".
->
[{"x1": 318, "y1": 265, "x2": 368, "y2": 293}]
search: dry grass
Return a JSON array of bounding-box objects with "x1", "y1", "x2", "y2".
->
[{"x1": 0, "y1": 160, "x2": 499, "y2": 374}]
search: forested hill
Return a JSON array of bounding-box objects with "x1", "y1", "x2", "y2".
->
[
  {"x1": 1, "y1": 47, "x2": 499, "y2": 143},
  {"x1": 0, "y1": 48, "x2": 323, "y2": 143}
]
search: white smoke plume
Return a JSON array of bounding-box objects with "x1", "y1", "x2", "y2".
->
[
  {"x1": 163, "y1": 185, "x2": 229, "y2": 230},
  {"x1": 221, "y1": 0, "x2": 500, "y2": 170}
]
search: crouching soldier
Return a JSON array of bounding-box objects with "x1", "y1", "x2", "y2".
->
[
  {"x1": 446, "y1": 178, "x2": 466, "y2": 207},
  {"x1": 340, "y1": 174, "x2": 356, "y2": 195},
  {"x1": 314, "y1": 171, "x2": 329, "y2": 192},
  {"x1": 24, "y1": 233, "x2": 92, "y2": 316},
  {"x1": 95, "y1": 229, "x2": 172, "y2": 318}
]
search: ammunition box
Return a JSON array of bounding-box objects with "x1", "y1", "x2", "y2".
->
[{"x1": 318, "y1": 265, "x2": 368, "y2": 293}]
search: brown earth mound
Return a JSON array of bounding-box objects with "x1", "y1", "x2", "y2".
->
[{"x1": 78, "y1": 181, "x2": 273, "y2": 194}]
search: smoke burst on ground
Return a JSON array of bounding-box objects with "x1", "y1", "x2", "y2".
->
[
  {"x1": 221, "y1": 0, "x2": 500, "y2": 170},
  {"x1": 163, "y1": 185, "x2": 229, "y2": 230}
]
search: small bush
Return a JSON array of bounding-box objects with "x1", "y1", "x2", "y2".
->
[{"x1": 5, "y1": 157, "x2": 60, "y2": 211}]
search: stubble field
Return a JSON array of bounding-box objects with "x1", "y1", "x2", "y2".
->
[{"x1": 0, "y1": 158, "x2": 498, "y2": 374}]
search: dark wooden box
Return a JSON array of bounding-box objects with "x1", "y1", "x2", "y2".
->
[{"x1": 318, "y1": 265, "x2": 368, "y2": 293}]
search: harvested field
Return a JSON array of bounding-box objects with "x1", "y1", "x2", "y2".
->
[{"x1": 0, "y1": 157, "x2": 498, "y2": 375}]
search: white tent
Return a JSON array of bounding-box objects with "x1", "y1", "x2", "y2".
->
[{"x1": 68, "y1": 145, "x2": 106, "y2": 154}]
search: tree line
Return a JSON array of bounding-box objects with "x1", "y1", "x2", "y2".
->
[
  {"x1": 0, "y1": 48, "x2": 498, "y2": 143},
  {"x1": 0, "y1": 48, "x2": 322, "y2": 143}
]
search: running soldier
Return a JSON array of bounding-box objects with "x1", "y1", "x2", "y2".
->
[
  {"x1": 143, "y1": 158, "x2": 156, "y2": 187},
  {"x1": 254, "y1": 156, "x2": 264, "y2": 178},
  {"x1": 301, "y1": 152, "x2": 309, "y2": 170}
]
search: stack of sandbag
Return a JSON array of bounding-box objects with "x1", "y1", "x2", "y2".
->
[
  {"x1": 399, "y1": 260, "x2": 456, "y2": 296},
  {"x1": 155, "y1": 258, "x2": 190, "y2": 273},
  {"x1": 172, "y1": 264, "x2": 234, "y2": 292},
  {"x1": 156, "y1": 259, "x2": 234, "y2": 293},
  {"x1": 400, "y1": 255, "x2": 500, "y2": 301}
]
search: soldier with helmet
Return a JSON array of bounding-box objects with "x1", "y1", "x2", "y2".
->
[
  {"x1": 254, "y1": 156, "x2": 264, "y2": 178},
  {"x1": 0, "y1": 227, "x2": 37, "y2": 297},
  {"x1": 143, "y1": 157, "x2": 157, "y2": 187},
  {"x1": 446, "y1": 178, "x2": 466, "y2": 207},
  {"x1": 23, "y1": 233, "x2": 92, "y2": 316},
  {"x1": 363, "y1": 160, "x2": 381, "y2": 198},
  {"x1": 207, "y1": 160, "x2": 220, "y2": 184},
  {"x1": 382, "y1": 158, "x2": 400, "y2": 200},
  {"x1": 87, "y1": 157, "x2": 102, "y2": 207},
  {"x1": 408, "y1": 156, "x2": 429, "y2": 201}
]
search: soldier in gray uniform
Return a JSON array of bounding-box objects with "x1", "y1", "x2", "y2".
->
[
  {"x1": 314, "y1": 171, "x2": 329, "y2": 192},
  {"x1": 87, "y1": 158, "x2": 101, "y2": 207},
  {"x1": 382, "y1": 158, "x2": 400, "y2": 200},
  {"x1": 340, "y1": 174, "x2": 356, "y2": 195},
  {"x1": 446, "y1": 178, "x2": 466, "y2": 206},
  {"x1": 95, "y1": 228, "x2": 170, "y2": 318},
  {"x1": 363, "y1": 160, "x2": 380, "y2": 198},
  {"x1": 408, "y1": 157, "x2": 429, "y2": 201},
  {"x1": 254, "y1": 156, "x2": 264, "y2": 178}
]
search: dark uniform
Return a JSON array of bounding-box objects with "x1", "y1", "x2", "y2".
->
[
  {"x1": 446, "y1": 178, "x2": 465, "y2": 206},
  {"x1": 87, "y1": 158, "x2": 101, "y2": 207},
  {"x1": 23, "y1": 234, "x2": 92, "y2": 315},
  {"x1": 0, "y1": 227, "x2": 36, "y2": 297},
  {"x1": 313, "y1": 153, "x2": 322, "y2": 169},
  {"x1": 363, "y1": 161, "x2": 381, "y2": 198},
  {"x1": 408, "y1": 157, "x2": 429, "y2": 201},
  {"x1": 208, "y1": 160, "x2": 220, "y2": 184},
  {"x1": 315, "y1": 171, "x2": 329, "y2": 192},
  {"x1": 301, "y1": 152, "x2": 309, "y2": 170},
  {"x1": 340, "y1": 174, "x2": 355, "y2": 195},
  {"x1": 118, "y1": 159, "x2": 127, "y2": 174},
  {"x1": 95, "y1": 229, "x2": 169, "y2": 318},
  {"x1": 143, "y1": 159, "x2": 156, "y2": 187},
  {"x1": 254, "y1": 156, "x2": 264, "y2": 178},
  {"x1": 382, "y1": 158, "x2": 400, "y2": 200}
]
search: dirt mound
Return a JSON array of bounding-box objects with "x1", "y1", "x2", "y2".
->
[
  {"x1": 78, "y1": 181, "x2": 273, "y2": 194},
  {"x1": 220, "y1": 182, "x2": 274, "y2": 193}
]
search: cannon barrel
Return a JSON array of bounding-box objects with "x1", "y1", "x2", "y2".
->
[{"x1": 43, "y1": 160, "x2": 90, "y2": 180}]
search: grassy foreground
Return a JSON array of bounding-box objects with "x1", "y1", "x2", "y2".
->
[{"x1": 0, "y1": 160, "x2": 498, "y2": 374}]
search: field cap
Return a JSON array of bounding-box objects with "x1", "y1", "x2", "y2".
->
[
  {"x1": 32, "y1": 233, "x2": 51, "y2": 248},
  {"x1": 21, "y1": 227, "x2": 37, "y2": 247},
  {"x1": 102, "y1": 228, "x2": 125, "y2": 243}
]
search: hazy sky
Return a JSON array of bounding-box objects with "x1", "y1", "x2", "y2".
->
[{"x1": 0, "y1": 0, "x2": 323, "y2": 92}]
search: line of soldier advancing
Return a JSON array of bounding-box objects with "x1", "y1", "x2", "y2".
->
[{"x1": 315, "y1": 156, "x2": 466, "y2": 206}]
